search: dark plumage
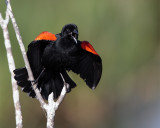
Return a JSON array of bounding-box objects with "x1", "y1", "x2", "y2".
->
[{"x1": 14, "y1": 24, "x2": 102, "y2": 100}]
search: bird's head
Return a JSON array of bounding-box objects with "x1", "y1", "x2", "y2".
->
[{"x1": 61, "y1": 24, "x2": 79, "y2": 43}]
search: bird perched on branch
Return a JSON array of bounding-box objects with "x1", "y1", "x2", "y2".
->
[{"x1": 14, "y1": 24, "x2": 102, "y2": 100}]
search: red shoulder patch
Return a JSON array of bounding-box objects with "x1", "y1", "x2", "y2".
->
[
  {"x1": 81, "y1": 41, "x2": 99, "y2": 55},
  {"x1": 35, "y1": 31, "x2": 57, "y2": 41}
]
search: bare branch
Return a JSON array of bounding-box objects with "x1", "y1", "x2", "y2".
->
[
  {"x1": 6, "y1": 0, "x2": 47, "y2": 108},
  {"x1": 0, "y1": 11, "x2": 22, "y2": 128},
  {"x1": 46, "y1": 93, "x2": 55, "y2": 128},
  {"x1": 4, "y1": 0, "x2": 68, "y2": 127},
  {"x1": 55, "y1": 74, "x2": 67, "y2": 110},
  {"x1": 46, "y1": 79, "x2": 67, "y2": 128}
]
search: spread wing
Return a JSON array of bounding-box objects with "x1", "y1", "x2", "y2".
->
[
  {"x1": 27, "y1": 31, "x2": 57, "y2": 78},
  {"x1": 72, "y1": 41, "x2": 102, "y2": 89}
]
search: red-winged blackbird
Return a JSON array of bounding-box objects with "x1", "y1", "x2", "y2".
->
[{"x1": 14, "y1": 24, "x2": 102, "y2": 100}]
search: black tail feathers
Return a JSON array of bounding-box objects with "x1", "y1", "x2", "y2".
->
[
  {"x1": 13, "y1": 68, "x2": 36, "y2": 98},
  {"x1": 13, "y1": 68, "x2": 76, "y2": 100},
  {"x1": 38, "y1": 70, "x2": 76, "y2": 100}
]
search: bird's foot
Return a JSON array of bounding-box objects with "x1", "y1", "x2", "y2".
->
[{"x1": 31, "y1": 80, "x2": 38, "y2": 85}]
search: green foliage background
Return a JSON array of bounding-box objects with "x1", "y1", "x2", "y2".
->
[{"x1": 0, "y1": 0, "x2": 159, "y2": 128}]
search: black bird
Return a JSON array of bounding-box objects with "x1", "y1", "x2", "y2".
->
[{"x1": 14, "y1": 24, "x2": 102, "y2": 100}]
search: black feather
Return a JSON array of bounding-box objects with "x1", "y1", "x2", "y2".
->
[{"x1": 13, "y1": 24, "x2": 102, "y2": 100}]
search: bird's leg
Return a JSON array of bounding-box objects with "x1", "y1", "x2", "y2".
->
[{"x1": 31, "y1": 68, "x2": 45, "y2": 85}]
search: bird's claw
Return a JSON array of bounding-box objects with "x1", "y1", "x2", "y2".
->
[{"x1": 30, "y1": 80, "x2": 38, "y2": 85}]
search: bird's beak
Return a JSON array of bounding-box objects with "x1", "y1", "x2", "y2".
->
[
  {"x1": 68, "y1": 32, "x2": 78, "y2": 44},
  {"x1": 72, "y1": 36, "x2": 77, "y2": 44}
]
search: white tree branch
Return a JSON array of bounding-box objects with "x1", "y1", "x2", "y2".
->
[
  {"x1": 4, "y1": 0, "x2": 68, "y2": 128},
  {"x1": 55, "y1": 73, "x2": 68, "y2": 110},
  {"x1": 46, "y1": 84, "x2": 67, "y2": 128},
  {"x1": 6, "y1": 0, "x2": 46, "y2": 108},
  {"x1": 0, "y1": 11, "x2": 23, "y2": 128}
]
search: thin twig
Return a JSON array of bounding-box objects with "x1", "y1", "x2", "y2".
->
[
  {"x1": 5, "y1": 0, "x2": 68, "y2": 128},
  {"x1": 56, "y1": 73, "x2": 68, "y2": 110},
  {"x1": 6, "y1": 0, "x2": 47, "y2": 108},
  {"x1": 0, "y1": 11, "x2": 23, "y2": 128}
]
